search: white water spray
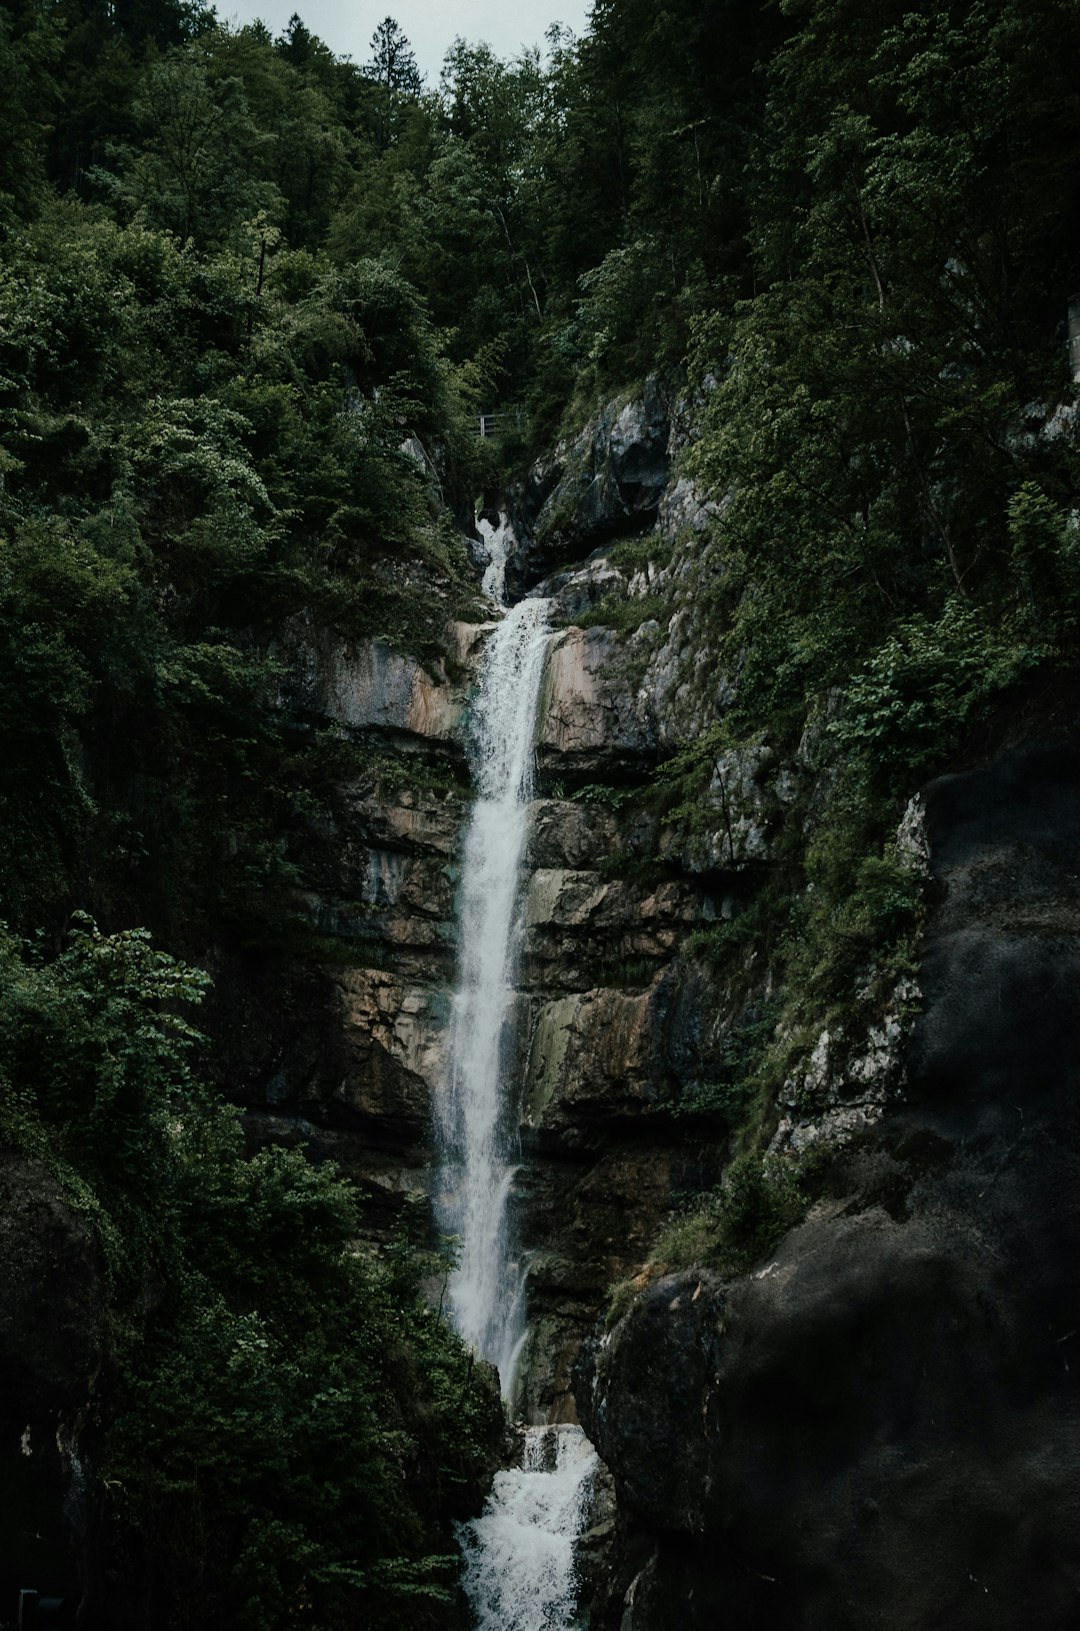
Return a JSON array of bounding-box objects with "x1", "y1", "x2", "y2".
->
[
  {"x1": 458, "y1": 1426, "x2": 598, "y2": 1631},
  {"x1": 439, "y1": 519, "x2": 599, "y2": 1631},
  {"x1": 479, "y1": 512, "x2": 512, "y2": 606},
  {"x1": 436, "y1": 515, "x2": 550, "y2": 1388}
]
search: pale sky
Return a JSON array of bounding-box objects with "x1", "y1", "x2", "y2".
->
[{"x1": 219, "y1": 1, "x2": 593, "y2": 83}]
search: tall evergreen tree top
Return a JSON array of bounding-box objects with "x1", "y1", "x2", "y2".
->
[{"x1": 366, "y1": 15, "x2": 422, "y2": 93}]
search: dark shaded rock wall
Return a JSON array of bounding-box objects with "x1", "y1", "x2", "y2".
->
[
  {"x1": 0, "y1": 1152, "x2": 105, "y2": 1615},
  {"x1": 580, "y1": 740, "x2": 1080, "y2": 1630},
  {"x1": 504, "y1": 376, "x2": 672, "y2": 596},
  {"x1": 13, "y1": 374, "x2": 1080, "y2": 1631}
]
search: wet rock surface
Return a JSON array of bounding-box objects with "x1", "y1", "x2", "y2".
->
[
  {"x1": 203, "y1": 768, "x2": 469, "y2": 1220},
  {"x1": 23, "y1": 370, "x2": 1078, "y2": 1630},
  {"x1": 203, "y1": 385, "x2": 751, "y2": 1424},
  {"x1": 198, "y1": 514, "x2": 728, "y2": 1379},
  {"x1": 197, "y1": 603, "x2": 485, "y2": 1213},
  {"x1": 523, "y1": 869, "x2": 708, "y2": 992},
  {"x1": 194, "y1": 389, "x2": 1080, "y2": 1631},
  {"x1": 512, "y1": 1138, "x2": 713, "y2": 1425},
  {"x1": 273, "y1": 611, "x2": 480, "y2": 743},
  {"x1": 580, "y1": 739, "x2": 1080, "y2": 1631}
]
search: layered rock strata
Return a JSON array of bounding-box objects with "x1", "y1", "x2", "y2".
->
[
  {"x1": 182, "y1": 382, "x2": 749, "y2": 1439},
  {"x1": 212, "y1": 382, "x2": 771, "y2": 1423},
  {"x1": 17, "y1": 374, "x2": 1078, "y2": 1631}
]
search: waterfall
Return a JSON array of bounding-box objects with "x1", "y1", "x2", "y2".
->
[
  {"x1": 435, "y1": 516, "x2": 550, "y2": 1389},
  {"x1": 439, "y1": 519, "x2": 598, "y2": 1631},
  {"x1": 457, "y1": 1425, "x2": 598, "y2": 1631}
]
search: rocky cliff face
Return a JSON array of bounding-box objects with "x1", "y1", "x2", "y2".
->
[
  {"x1": 189, "y1": 379, "x2": 743, "y2": 1436},
  {"x1": 578, "y1": 740, "x2": 1080, "y2": 1630},
  {"x1": 197, "y1": 378, "x2": 877, "y2": 1444},
  {"x1": 61, "y1": 374, "x2": 1075, "y2": 1628},
  {"x1": 202, "y1": 620, "x2": 477, "y2": 1227},
  {"x1": 501, "y1": 375, "x2": 672, "y2": 599},
  {"x1": 458, "y1": 389, "x2": 1080, "y2": 1628}
]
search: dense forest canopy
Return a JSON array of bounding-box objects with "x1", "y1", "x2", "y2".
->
[{"x1": 2, "y1": 0, "x2": 1080, "y2": 1623}]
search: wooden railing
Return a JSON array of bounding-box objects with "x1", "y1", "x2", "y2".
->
[{"x1": 474, "y1": 408, "x2": 526, "y2": 439}]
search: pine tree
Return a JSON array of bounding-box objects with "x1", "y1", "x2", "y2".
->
[{"x1": 366, "y1": 16, "x2": 422, "y2": 95}]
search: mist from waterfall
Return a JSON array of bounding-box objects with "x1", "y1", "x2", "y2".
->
[
  {"x1": 458, "y1": 1425, "x2": 598, "y2": 1631},
  {"x1": 435, "y1": 516, "x2": 550, "y2": 1393}
]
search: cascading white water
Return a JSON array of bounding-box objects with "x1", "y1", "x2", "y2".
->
[
  {"x1": 479, "y1": 512, "x2": 512, "y2": 606},
  {"x1": 440, "y1": 518, "x2": 598, "y2": 1631},
  {"x1": 457, "y1": 1426, "x2": 598, "y2": 1631},
  {"x1": 436, "y1": 515, "x2": 551, "y2": 1389}
]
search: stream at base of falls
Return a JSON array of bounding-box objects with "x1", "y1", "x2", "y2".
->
[
  {"x1": 458, "y1": 1426, "x2": 599, "y2": 1631},
  {"x1": 436, "y1": 518, "x2": 599, "y2": 1630}
]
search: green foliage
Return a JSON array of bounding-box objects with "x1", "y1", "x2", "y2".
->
[
  {"x1": 797, "y1": 835, "x2": 925, "y2": 1010},
  {"x1": 568, "y1": 781, "x2": 641, "y2": 811},
  {"x1": 0, "y1": 6, "x2": 61, "y2": 223},
  {"x1": 0, "y1": 192, "x2": 484, "y2": 943},
  {"x1": 653, "y1": 1153, "x2": 807, "y2": 1275},
  {"x1": 0, "y1": 919, "x2": 498, "y2": 1630},
  {"x1": 676, "y1": 0, "x2": 1080, "y2": 763},
  {"x1": 634, "y1": 0, "x2": 1080, "y2": 1205},
  {"x1": 682, "y1": 883, "x2": 786, "y2": 966},
  {"x1": 651, "y1": 722, "x2": 745, "y2": 827},
  {"x1": 0, "y1": 915, "x2": 208, "y2": 1274},
  {"x1": 589, "y1": 955, "x2": 659, "y2": 990},
  {"x1": 117, "y1": 46, "x2": 278, "y2": 246},
  {"x1": 673, "y1": 1001, "x2": 781, "y2": 1126},
  {"x1": 6, "y1": 0, "x2": 1080, "y2": 1601},
  {"x1": 1006, "y1": 480, "x2": 1080, "y2": 632},
  {"x1": 575, "y1": 593, "x2": 669, "y2": 633},
  {"x1": 566, "y1": 238, "x2": 682, "y2": 386},
  {"x1": 605, "y1": 534, "x2": 673, "y2": 574},
  {"x1": 597, "y1": 855, "x2": 670, "y2": 888},
  {"x1": 830, "y1": 600, "x2": 1037, "y2": 775}
]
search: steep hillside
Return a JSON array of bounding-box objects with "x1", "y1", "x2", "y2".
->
[{"x1": 3, "y1": 0, "x2": 1080, "y2": 1627}]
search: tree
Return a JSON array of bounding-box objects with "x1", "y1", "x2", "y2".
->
[
  {"x1": 365, "y1": 16, "x2": 422, "y2": 150},
  {"x1": 0, "y1": 3, "x2": 61, "y2": 221},
  {"x1": 0, "y1": 916, "x2": 502, "y2": 1630},
  {"x1": 366, "y1": 16, "x2": 422, "y2": 95},
  {"x1": 122, "y1": 45, "x2": 279, "y2": 247},
  {"x1": 110, "y1": 0, "x2": 216, "y2": 48},
  {"x1": 275, "y1": 10, "x2": 314, "y2": 67}
]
